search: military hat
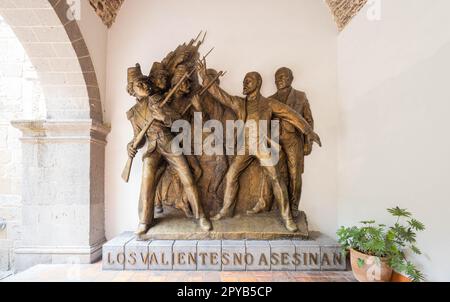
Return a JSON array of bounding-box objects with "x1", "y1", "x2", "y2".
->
[
  {"x1": 127, "y1": 63, "x2": 143, "y2": 85},
  {"x1": 149, "y1": 62, "x2": 168, "y2": 78}
]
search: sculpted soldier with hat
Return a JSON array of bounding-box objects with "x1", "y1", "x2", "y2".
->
[
  {"x1": 153, "y1": 64, "x2": 203, "y2": 216},
  {"x1": 125, "y1": 62, "x2": 212, "y2": 235}
]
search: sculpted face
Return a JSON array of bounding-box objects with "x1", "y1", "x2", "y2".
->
[
  {"x1": 243, "y1": 74, "x2": 260, "y2": 95},
  {"x1": 275, "y1": 68, "x2": 293, "y2": 91},
  {"x1": 133, "y1": 78, "x2": 151, "y2": 99},
  {"x1": 177, "y1": 80, "x2": 191, "y2": 95},
  {"x1": 153, "y1": 73, "x2": 168, "y2": 92}
]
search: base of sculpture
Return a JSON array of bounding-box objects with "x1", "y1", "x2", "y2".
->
[
  {"x1": 102, "y1": 231, "x2": 346, "y2": 271},
  {"x1": 138, "y1": 208, "x2": 308, "y2": 240}
]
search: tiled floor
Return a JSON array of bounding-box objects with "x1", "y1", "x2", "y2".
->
[
  {"x1": 0, "y1": 271, "x2": 12, "y2": 281},
  {"x1": 3, "y1": 262, "x2": 356, "y2": 282}
]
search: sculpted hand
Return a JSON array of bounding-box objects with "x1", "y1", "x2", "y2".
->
[
  {"x1": 191, "y1": 94, "x2": 202, "y2": 111},
  {"x1": 307, "y1": 131, "x2": 322, "y2": 147},
  {"x1": 148, "y1": 103, "x2": 166, "y2": 123},
  {"x1": 127, "y1": 142, "x2": 138, "y2": 158},
  {"x1": 196, "y1": 60, "x2": 208, "y2": 81},
  {"x1": 163, "y1": 116, "x2": 177, "y2": 127}
]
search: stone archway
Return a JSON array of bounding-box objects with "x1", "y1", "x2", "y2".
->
[
  {"x1": 0, "y1": 0, "x2": 109, "y2": 272},
  {"x1": 0, "y1": 0, "x2": 102, "y2": 121}
]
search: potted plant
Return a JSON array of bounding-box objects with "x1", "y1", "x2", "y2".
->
[{"x1": 337, "y1": 207, "x2": 425, "y2": 282}]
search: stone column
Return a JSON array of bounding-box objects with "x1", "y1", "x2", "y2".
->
[{"x1": 11, "y1": 119, "x2": 110, "y2": 272}]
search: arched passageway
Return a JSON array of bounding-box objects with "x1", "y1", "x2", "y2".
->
[{"x1": 0, "y1": 0, "x2": 109, "y2": 272}]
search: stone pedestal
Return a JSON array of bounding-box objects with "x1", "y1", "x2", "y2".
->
[
  {"x1": 103, "y1": 232, "x2": 347, "y2": 272},
  {"x1": 11, "y1": 120, "x2": 110, "y2": 272},
  {"x1": 139, "y1": 208, "x2": 309, "y2": 240}
]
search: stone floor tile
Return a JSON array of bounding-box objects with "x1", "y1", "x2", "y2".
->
[{"x1": 3, "y1": 262, "x2": 356, "y2": 282}]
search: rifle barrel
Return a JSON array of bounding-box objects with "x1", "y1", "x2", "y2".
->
[
  {"x1": 199, "y1": 71, "x2": 224, "y2": 96},
  {"x1": 181, "y1": 70, "x2": 226, "y2": 116}
]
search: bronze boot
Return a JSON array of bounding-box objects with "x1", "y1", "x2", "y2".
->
[
  {"x1": 210, "y1": 210, "x2": 231, "y2": 221},
  {"x1": 198, "y1": 217, "x2": 212, "y2": 231},
  {"x1": 246, "y1": 201, "x2": 268, "y2": 215},
  {"x1": 135, "y1": 223, "x2": 151, "y2": 236},
  {"x1": 284, "y1": 218, "x2": 299, "y2": 233},
  {"x1": 155, "y1": 204, "x2": 163, "y2": 214}
]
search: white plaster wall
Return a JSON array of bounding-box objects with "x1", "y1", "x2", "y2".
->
[
  {"x1": 337, "y1": 0, "x2": 450, "y2": 281},
  {"x1": 78, "y1": 0, "x2": 108, "y2": 116},
  {"x1": 104, "y1": 0, "x2": 339, "y2": 239}
]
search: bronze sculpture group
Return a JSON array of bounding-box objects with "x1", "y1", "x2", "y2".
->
[{"x1": 123, "y1": 35, "x2": 321, "y2": 236}]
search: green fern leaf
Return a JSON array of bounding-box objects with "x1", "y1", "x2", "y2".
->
[
  {"x1": 409, "y1": 219, "x2": 425, "y2": 231},
  {"x1": 388, "y1": 207, "x2": 411, "y2": 218}
]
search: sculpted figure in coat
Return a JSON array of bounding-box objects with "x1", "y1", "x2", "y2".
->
[
  {"x1": 197, "y1": 61, "x2": 321, "y2": 232},
  {"x1": 249, "y1": 67, "x2": 315, "y2": 217}
]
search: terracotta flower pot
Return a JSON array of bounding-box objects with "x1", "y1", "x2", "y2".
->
[
  {"x1": 350, "y1": 248, "x2": 393, "y2": 282},
  {"x1": 391, "y1": 271, "x2": 413, "y2": 282}
]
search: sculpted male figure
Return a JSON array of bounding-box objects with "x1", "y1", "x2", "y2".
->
[
  {"x1": 195, "y1": 68, "x2": 233, "y2": 204},
  {"x1": 197, "y1": 62, "x2": 321, "y2": 232},
  {"x1": 126, "y1": 63, "x2": 212, "y2": 235},
  {"x1": 166, "y1": 67, "x2": 231, "y2": 211},
  {"x1": 249, "y1": 67, "x2": 315, "y2": 217},
  {"x1": 153, "y1": 64, "x2": 203, "y2": 216}
]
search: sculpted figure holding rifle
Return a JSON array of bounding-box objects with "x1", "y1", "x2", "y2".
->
[
  {"x1": 125, "y1": 62, "x2": 212, "y2": 235},
  {"x1": 121, "y1": 33, "x2": 323, "y2": 237}
]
